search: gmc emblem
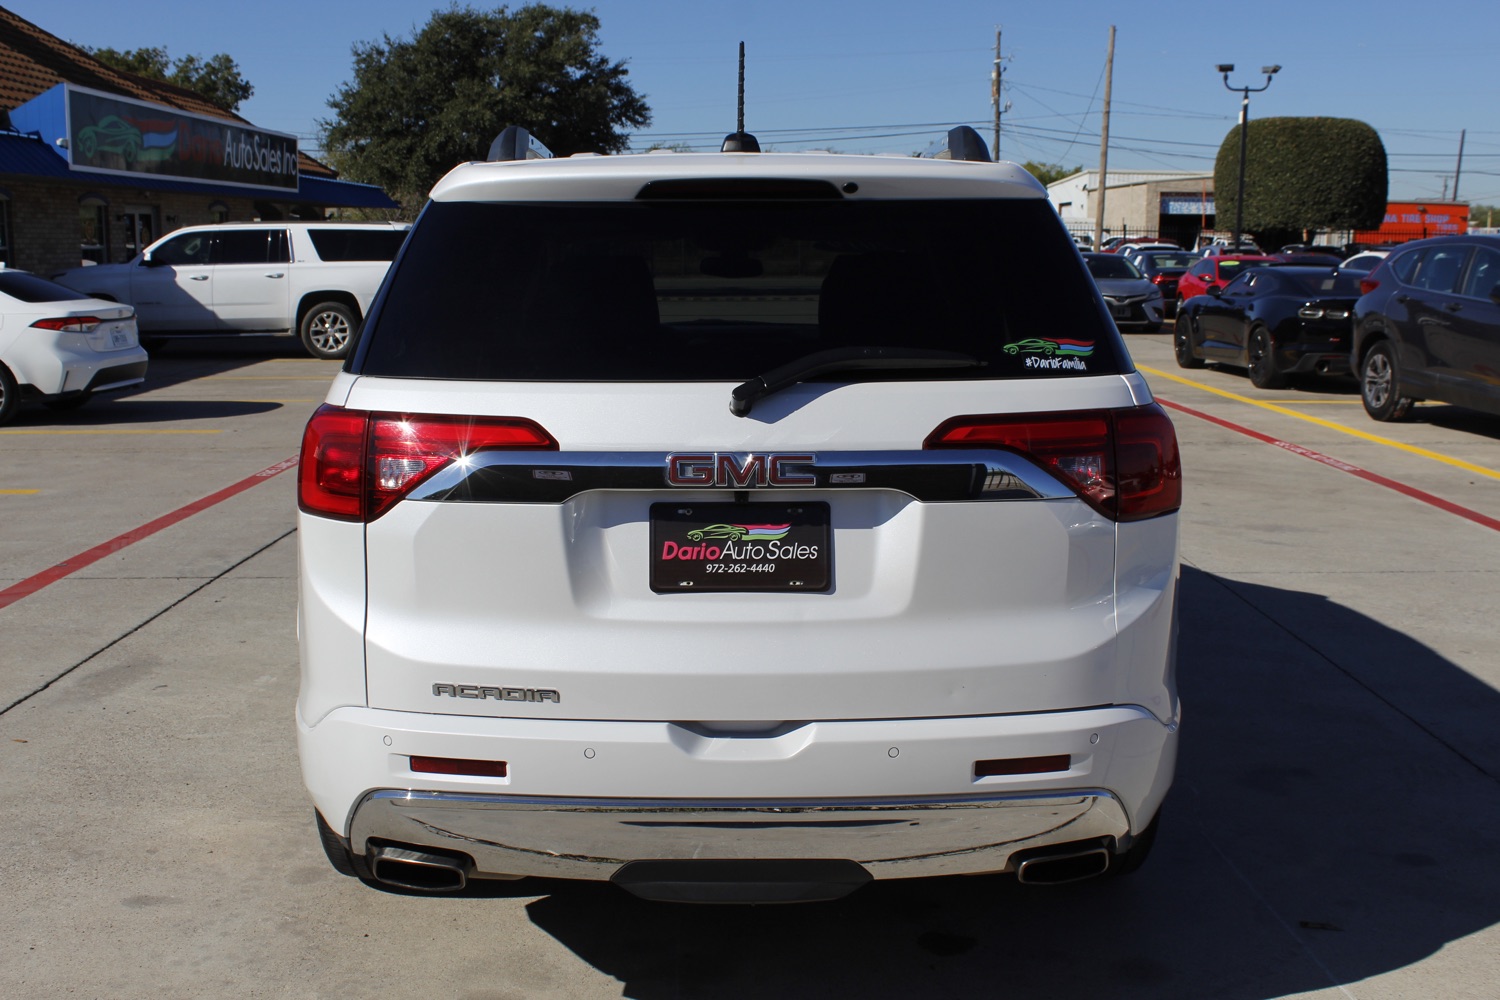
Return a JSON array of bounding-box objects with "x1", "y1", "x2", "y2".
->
[{"x1": 666, "y1": 453, "x2": 816, "y2": 488}]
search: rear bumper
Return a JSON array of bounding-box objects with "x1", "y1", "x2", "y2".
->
[
  {"x1": 301, "y1": 703, "x2": 1177, "y2": 881},
  {"x1": 12, "y1": 347, "x2": 147, "y2": 397},
  {"x1": 1111, "y1": 300, "x2": 1165, "y2": 329},
  {"x1": 1281, "y1": 347, "x2": 1350, "y2": 376},
  {"x1": 349, "y1": 787, "x2": 1135, "y2": 882}
]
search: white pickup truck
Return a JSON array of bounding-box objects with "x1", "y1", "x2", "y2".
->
[{"x1": 52, "y1": 222, "x2": 409, "y2": 359}]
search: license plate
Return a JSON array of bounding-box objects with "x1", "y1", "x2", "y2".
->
[
  {"x1": 650, "y1": 502, "x2": 831, "y2": 593},
  {"x1": 110, "y1": 325, "x2": 129, "y2": 348},
  {"x1": 1108, "y1": 302, "x2": 1129, "y2": 318}
]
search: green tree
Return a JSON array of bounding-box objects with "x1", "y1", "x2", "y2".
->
[
  {"x1": 1214, "y1": 117, "x2": 1387, "y2": 250},
  {"x1": 85, "y1": 45, "x2": 254, "y2": 111},
  {"x1": 1021, "y1": 161, "x2": 1083, "y2": 187},
  {"x1": 321, "y1": 4, "x2": 650, "y2": 207},
  {"x1": 1469, "y1": 203, "x2": 1500, "y2": 229}
]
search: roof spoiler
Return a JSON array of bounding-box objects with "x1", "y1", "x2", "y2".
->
[
  {"x1": 921, "y1": 126, "x2": 992, "y2": 163},
  {"x1": 487, "y1": 126, "x2": 554, "y2": 162}
]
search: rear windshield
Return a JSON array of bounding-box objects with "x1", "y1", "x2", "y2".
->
[
  {"x1": 1085, "y1": 255, "x2": 1142, "y2": 279},
  {"x1": 0, "y1": 271, "x2": 91, "y2": 303},
  {"x1": 1216, "y1": 259, "x2": 1273, "y2": 278},
  {"x1": 355, "y1": 199, "x2": 1128, "y2": 381},
  {"x1": 1140, "y1": 253, "x2": 1193, "y2": 270},
  {"x1": 306, "y1": 228, "x2": 407, "y2": 262},
  {"x1": 1283, "y1": 270, "x2": 1363, "y2": 296}
]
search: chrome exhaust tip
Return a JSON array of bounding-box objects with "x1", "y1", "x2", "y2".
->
[
  {"x1": 367, "y1": 843, "x2": 474, "y2": 892},
  {"x1": 1013, "y1": 845, "x2": 1112, "y2": 885}
]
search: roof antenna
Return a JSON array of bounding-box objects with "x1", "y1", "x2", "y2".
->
[{"x1": 721, "y1": 42, "x2": 760, "y2": 153}]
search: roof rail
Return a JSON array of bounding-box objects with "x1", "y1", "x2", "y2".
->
[
  {"x1": 921, "y1": 126, "x2": 992, "y2": 163},
  {"x1": 487, "y1": 126, "x2": 554, "y2": 162}
]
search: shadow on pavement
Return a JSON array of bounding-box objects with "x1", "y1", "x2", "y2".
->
[
  {"x1": 5, "y1": 398, "x2": 285, "y2": 426},
  {"x1": 4, "y1": 337, "x2": 333, "y2": 428},
  {"x1": 506, "y1": 565, "x2": 1500, "y2": 999},
  {"x1": 1412, "y1": 404, "x2": 1500, "y2": 440}
]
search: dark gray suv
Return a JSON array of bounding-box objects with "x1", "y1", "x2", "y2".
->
[{"x1": 1351, "y1": 235, "x2": 1500, "y2": 421}]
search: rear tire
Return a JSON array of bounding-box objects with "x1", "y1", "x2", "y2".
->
[
  {"x1": 1174, "y1": 315, "x2": 1204, "y2": 368},
  {"x1": 1247, "y1": 326, "x2": 1287, "y2": 389},
  {"x1": 1360, "y1": 341, "x2": 1414, "y2": 421},
  {"x1": 0, "y1": 363, "x2": 18, "y2": 426}
]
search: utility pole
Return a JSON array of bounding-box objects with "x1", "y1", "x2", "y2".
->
[
  {"x1": 990, "y1": 28, "x2": 1008, "y2": 159},
  {"x1": 1092, "y1": 26, "x2": 1115, "y2": 249},
  {"x1": 1454, "y1": 129, "x2": 1466, "y2": 202}
]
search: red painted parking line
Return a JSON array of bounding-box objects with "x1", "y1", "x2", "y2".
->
[
  {"x1": 0, "y1": 456, "x2": 299, "y2": 612},
  {"x1": 1159, "y1": 397, "x2": 1500, "y2": 533}
]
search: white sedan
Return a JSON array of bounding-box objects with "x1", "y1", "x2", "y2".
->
[{"x1": 0, "y1": 270, "x2": 148, "y2": 425}]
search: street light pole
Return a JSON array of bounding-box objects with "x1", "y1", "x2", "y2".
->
[{"x1": 1217, "y1": 64, "x2": 1280, "y2": 248}]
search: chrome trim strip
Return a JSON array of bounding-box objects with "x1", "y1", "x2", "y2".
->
[
  {"x1": 407, "y1": 449, "x2": 1073, "y2": 505},
  {"x1": 349, "y1": 787, "x2": 1130, "y2": 881}
]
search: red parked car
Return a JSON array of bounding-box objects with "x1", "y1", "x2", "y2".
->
[{"x1": 1175, "y1": 255, "x2": 1278, "y2": 311}]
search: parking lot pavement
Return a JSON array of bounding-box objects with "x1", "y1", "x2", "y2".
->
[{"x1": 3, "y1": 338, "x2": 1500, "y2": 998}]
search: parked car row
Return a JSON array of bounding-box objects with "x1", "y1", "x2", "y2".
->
[{"x1": 1170, "y1": 235, "x2": 1500, "y2": 424}]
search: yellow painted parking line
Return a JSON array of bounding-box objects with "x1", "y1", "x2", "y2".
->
[
  {"x1": 0, "y1": 489, "x2": 39, "y2": 494},
  {"x1": 1140, "y1": 364, "x2": 1500, "y2": 482},
  {"x1": 1256, "y1": 399, "x2": 1363, "y2": 405},
  {"x1": 0, "y1": 428, "x2": 222, "y2": 436}
]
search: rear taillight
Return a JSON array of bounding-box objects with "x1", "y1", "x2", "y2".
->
[
  {"x1": 924, "y1": 404, "x2": 1181, "y2": 521},
  {"x1": 31, "y1": 316, "x2": 102, "y2": 333},
  {"x1": 298, "y1": 404, "x2": 557, "y2": 522},
  {"x1": 1359, "y1": 261, "x2": 1387, "y2": 296},
  {"x1": 1298, "y1": 305, "x2": 1351, "y2": 320}
]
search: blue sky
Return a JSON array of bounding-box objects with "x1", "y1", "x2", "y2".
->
[{"x1": 24, "y1": 0, "x2": 1500, "y2": 203}]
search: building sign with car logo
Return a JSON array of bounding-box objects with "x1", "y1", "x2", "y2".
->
[{"x1": 54, "y1": 84, "x2": 299, "y2": 191}]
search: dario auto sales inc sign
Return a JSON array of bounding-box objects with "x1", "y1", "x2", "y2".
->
[{"x1": 64, "y1": 85, "x2": 298, "y2": 192}]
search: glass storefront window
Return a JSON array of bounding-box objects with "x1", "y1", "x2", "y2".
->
[{"x1": 80, "y1": 200, "x2": 107, "y2": 264}]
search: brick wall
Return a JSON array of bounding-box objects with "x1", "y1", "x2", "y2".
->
[{"x1": 2, "y1": 173, "x2": 260, "y2": 276}]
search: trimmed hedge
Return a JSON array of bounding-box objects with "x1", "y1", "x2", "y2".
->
[{"x1": 1215, "y1": 117, "x2": 1388, "y2": 238}]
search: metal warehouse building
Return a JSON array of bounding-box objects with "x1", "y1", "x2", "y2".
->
[
  {"x1": 0, "y1": 6, "x2": 396, "y2": 277},
  {"x1": 1047, "y1": 169, "x2": 1216, "y2": 248}
]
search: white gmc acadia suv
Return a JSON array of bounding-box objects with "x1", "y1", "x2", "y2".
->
[{"x1": 296, "y1": 126, "x2": 1183, "y2": 903}]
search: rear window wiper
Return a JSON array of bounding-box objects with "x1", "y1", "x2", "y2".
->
[{"x1": 730, "y1": 346, "x2": 984, "y2": 417}]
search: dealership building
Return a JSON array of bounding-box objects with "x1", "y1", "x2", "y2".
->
[
  {"x1": 1047, "y1": 169, "x2": 1217, "y2": 248},
  {"x1": 0, "y1": 7, "x2": 396, "y2": 276}
]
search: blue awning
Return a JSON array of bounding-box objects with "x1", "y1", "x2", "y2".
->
[
  {"x1": 0, "y1": 133, "x2": 72, "y2": 178},
  {"x1": 0, "y1": 132, "x2": 397, "y2": 208},
  {"x1": 295, "y1": 174, "x2": 399, "y2": 209}
]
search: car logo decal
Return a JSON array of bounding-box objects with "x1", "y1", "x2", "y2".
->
[
  {"x1": 684, "y1": 523, "x2": 791, "y2": 542},
  {"x1": 1001, "y1": 338, "x2": 1095, "y2": 372},
  {"x1": 1001, "y1": 338, "x2": 1096, "y2": 357}
]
